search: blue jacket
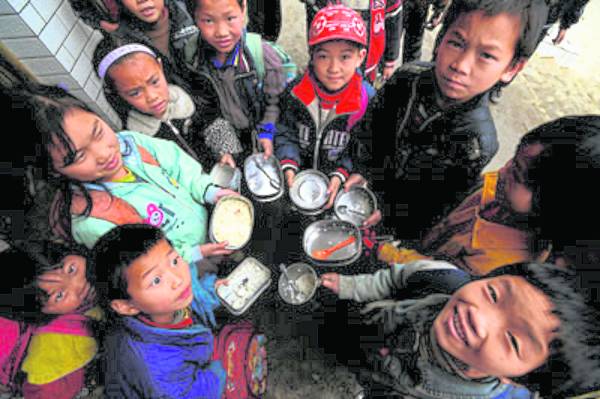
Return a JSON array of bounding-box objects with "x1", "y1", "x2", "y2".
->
[{"x1": 104, "y1": 273, "x2": 225, "y2": 399}]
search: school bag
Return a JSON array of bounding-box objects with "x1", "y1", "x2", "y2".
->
[
  {"x1": 245, "y1": 32, "x2": 298, "y2": 86},
  {"x1": 212, "y1": 321, "x2": 268, "y2": 399},
  {"x1": 0, "y1": 317, "x2": 33, "y2": 390}
]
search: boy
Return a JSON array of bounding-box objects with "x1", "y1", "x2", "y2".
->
[
  {"x1": 94, "y1": 224, "x2": 225, "y2": 399},
  {"x1": 303, "y1": 0, "x2": 403, "y2": 81},
  {"x1": 402, "y1": 0, "x2": 448, "y2": 63},
  {"x1": 275, "y1": 4, "x2": 376, "y2": 207},
  {"x1": 321, "y1": 261, "x2": 600, "y2": 397},
  {"x1": 357, "y1": 0, "x2": 548, "y2": 239}
]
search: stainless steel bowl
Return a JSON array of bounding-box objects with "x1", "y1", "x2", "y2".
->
[
  {"x1": 303, "y1": 219, "x2": 361, "y2": 265},
  {"x1": 289, "y1": 169, "x2": 329, "y2": 215},
  {"x1": 209, "y1": 195, "x2": 254, "y2": 250},
  {"x1": 216, "y1": 257, "x2": 271, "y2": 315},
  {"x1": 243, "y1": 154, "x2": 284, "y2": 202},
  {"x1": 210, "y1": 163, "x2": 241, "y2": 191},
  {"x1": 333, "y1": 186, "x2": 377, "y2": 226},
  {"x1": 278, "y1": 262, "x2": 319, "y2": 305}
]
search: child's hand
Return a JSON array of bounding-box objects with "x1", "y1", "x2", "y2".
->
[
  {"x1": 285, "y1": 169, "x2": 296, "y2": 188},
  {"x1": 200, "y1": 242, "x2": 234, "y2": 257},
  {"x1": 382, "y1": 64, "x2": 395, "y2": 80},
  {"x1": 215, "y1": 279, "x2": 229, "y2": 289},
  {"x1": 215, "y1": 188, "x2": 239, "y2": 202},
  {"x1": 320, "y1": 273, "x2": 341, "y2": 294},
  {"x1": 363, "y1": 209, "x2": 382, "y2": 228},
  {"x1": 99, "y1": 20, "x2": 120, "y2": 33},
  {"x1": 258, "y1": 138, "x2": 273, "y2": 159},
  {"x1": 553, "y1": 28, "x2": 567, "y2": 45},
  {"x1": 426, "y1": 11, "x2": 443, "y2": 30},
  {"x1": 343, "y1": 173, "x2": 367, "y2": 191},
  {"x1": 325, "y1": 176, "x2": 342, "y2": 209},
  {"x1": 220, "y1": 153, "x2": 236, "y2": 168}
]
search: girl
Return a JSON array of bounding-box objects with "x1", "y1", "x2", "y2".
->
[
  {"x1": 0, "y1": 244, "x2": 100, "y2": 399},
  {"x1": 93, "y1": 36, "x2": 242, "y2": 167},
  {"x1": 20, "y1": 84, "x2": 236, "y2": 264},
  {"x1": 183, "y1": 0, "x2": 291, "y2": 166}
]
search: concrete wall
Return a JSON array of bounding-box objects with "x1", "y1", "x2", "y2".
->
[{"x1": 0, "y1": 0, "x2": 121, "y2": 127}]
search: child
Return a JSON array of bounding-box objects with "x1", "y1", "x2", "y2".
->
[
  {"x1": 355, "y1": 0, "x2": 549, "y2": 239},
  {"x1": 93, "y1": 37, "x2": 242, "y2": 167},
  {"x1": 68, "y1": 0, "x2": 198, "y2": 80},
  {"x1": 303, "y1": 0, "x2": 403, "y2": 82},
  {"x1": 377, "y1": 115, "x2": 600, "y2": 275},
  {"x1": 321, "y1": 261, "x2": 600, "y2": 397},
  {"x1": 93, "y1": 224, "x2": 225, "y2": 398},
  {"x1": 401, "y1": 0, "x2": 448, "y2": 63},
  {"x1": 0, "y1": 244, "x2": 101, "y2": 399},
  {"x1": 275, "y1": 4, "x2": 376, "y2": 208},
  {"x1": 538, "y1": 0, "x2": 590, "y2": 46},
  {"x1": 182, "y1": 0, "x2": 291, "y2": 166},
  {"x1": 19, "y1": 84, "x2": 236, "y2": 263}
]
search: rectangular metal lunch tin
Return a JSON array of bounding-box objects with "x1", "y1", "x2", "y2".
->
[{"x1": 216, "y1": 257, "x2": 272, "y2": 315}]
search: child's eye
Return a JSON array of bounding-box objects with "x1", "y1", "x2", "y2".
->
[
  {"x1": 448, "y1": 39, "x2": 463, "y2": 49},
  {"x1": 487, "y1": 285, "x2": 498, "y2": 303},
  {"x1": 127, "y1": 90, "x2": 140, "y2": 98},
  {"x1": 74, "y1": 152, "x2": 86, "y2": 164},
  {"x1": 508, "y1": 332, "x2": 520, "y2": 354},
  {"x1": 67, "y1": 264, "x2": 77, "y2": 274},
  {"x1": 151, "y1": 78, "x2": 160, "y2": 85},
  {"x1": 201, "y1": 18, "x2": 212, "y2": 24},
  {"x1": 151, "y1": 276, "x2": 161, "y2": 286},
  {"x1": 481, "y1": 52, "x2": 497, "y2": 61},
  {"x1": 55, "y1": 291, "x2": 64, "y2": 302},
  {"x1": 227, "y1": 16, "x2": 237, "y2": 22},
  {"x1": 171, "y1": 256, "x2": 180, "y2": 267},
  {"x1": 94, "y1": 128, "x2": 104, "y2": 140}
]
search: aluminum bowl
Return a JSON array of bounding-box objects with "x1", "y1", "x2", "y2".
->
[
  {"x1": 210, "y1": 163, "x2": 241, "y2": 191},
  {"x1": 243, "y1": 153, "x2": 284, "y2": 202},
  {"x1": 303, "y1": 219, "x2": 361, "y2": 266},
  {"x1": 209, "y1": 195, "x2": 254, "y2": 250},
  {"x1": 289, "y1": 169, "x2": 329, "y2": 215},
  {"x1": 216, "y1": 257, "x2": 271, "y2": 315},
  {"x1": 333, "y1": 186, "x2": 377, "y2": 226},
  {"x1": 278, "y1": 262, "x2": 320, "y2": 305}
]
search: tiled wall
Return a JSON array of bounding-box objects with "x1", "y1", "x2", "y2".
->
[{"x1": 0, "y1": 0, "x2": 121, "y2": 128}]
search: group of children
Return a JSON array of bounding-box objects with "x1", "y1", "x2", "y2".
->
[{"x1": 2, "y1": 0, "x2": 599, "y2": 397}]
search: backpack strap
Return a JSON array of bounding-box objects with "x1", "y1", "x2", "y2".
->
[
  {"x1": 245, "y1": 32, "x2": 265, "y2": 82},
  {"x1": 71, "y1": 190, "x2": 143, "y2": 226}
]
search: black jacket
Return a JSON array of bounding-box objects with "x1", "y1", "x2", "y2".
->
[{"x1": 356, "y1": 62, "x2": 498, "y2": 238}]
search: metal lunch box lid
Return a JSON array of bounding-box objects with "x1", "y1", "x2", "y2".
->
[
  {"x1": 278, "y1": 262, "x2": 319, "y2": 305},
  {"x1": 289, "y1": 169, "x2": 329, "y2": 212},
  {"x1": 303, "y1": 219, "x2": 361, "y2": 265},
  {"x1": 210, "y1": 163, "x2": 241, "y2": 191},
  {"x1": 243, "y1": 154, "x2": 284, "y2": 201},
  {"x1": 209, "y1": 195, "x2": 254, "y2": 250},
  {"x1": 333, "y1": 186, "x2": 377, "y2": 226},
  {"x1": 216, "y1": 257, "x2": 271, "y2": 315}
]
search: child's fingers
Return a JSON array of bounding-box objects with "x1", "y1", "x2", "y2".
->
[
  {"x1": 362, "y1": 209, "x2": 382, "y2": 227},
  {"x1": 215, "y1": 279, "x2": 229, "y2": 288}
]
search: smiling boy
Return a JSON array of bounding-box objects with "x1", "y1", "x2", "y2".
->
[
  {"x1": 94, "y1": 224, "x2": 225, "y2": 399},
  {"x1": 357, "y1": 0, "x2": 549, "y2": 239}
]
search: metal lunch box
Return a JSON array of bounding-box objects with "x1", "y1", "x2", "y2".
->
[
  {"x1": 210, "y1": 163, "x2": 242, "y2": 191},
  {"x1": 333, "y1": 186, "x2": 377, "y2": 226},
  {"x1": 216, "y1": 257, "x2": 271, "y2": 315},
  {"x1": 303, "y1": 219, "x2": 362, "y2": 266},
  {"x1": 289, "y1": 169, "x2": 330, "y2": 216},
  {"x1": 209, "y1": 195, "x2": 255, "y2": 250},
  {"x1": 278, "y1": 262, "x2": 320, "y2": 305},
  {"x1": 243, "y1": 153, "x2": 285, "y2": 202}
]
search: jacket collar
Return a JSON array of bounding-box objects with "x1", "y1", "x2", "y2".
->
[{"x1": 292, "y1": 70, "x2": 364, "y2": 115}]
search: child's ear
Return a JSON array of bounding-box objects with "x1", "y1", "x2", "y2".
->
[
  {"x1": 110, "y1": 299, "x2": 141, "y2": 316},
  {"x1": 358, "y1": 48, "x2": 367, "y2": 65},
  {"x1": 500, "y1": 58, "x2": 527, "y2": 84}
]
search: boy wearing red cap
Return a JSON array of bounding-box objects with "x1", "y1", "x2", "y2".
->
[{"x1": 275, "y1": 4, "x2": 376, "y2": 208}]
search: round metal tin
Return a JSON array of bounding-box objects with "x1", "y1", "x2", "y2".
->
[
  {"x1": 333, "y1": 186, "x2": 377, "y2": 226},
  {"x1": 210, "y1": 163, "x2": 241, "y2": 191},
  {"x1": 278, "y1": 262, "x2": 319, "y2": 305},
  {"x1": 209, "y1": 195, "x2": 254, "y2": 250},
  {"x1": 303, "y1": 219, "x2": 362, "y2": 266},
  {"x1": 289, "y1": 169, "x2": 329, "y2": 214},
  {"x1": 243, "y1": 154, "x2": 284, "y2": 202}
]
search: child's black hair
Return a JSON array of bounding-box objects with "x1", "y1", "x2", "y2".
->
[
  {"x1": 92, "y1": 224, "x2": 169, "y2": 309},
  {"x1": 10, "y1": 84, "x2": 104, "y2": 239},
  {"x1": 485, "y1": 262, "x2": 600, "y2": 396},
  {"x1": 434, "y1": 0, "x2": 548, "y2": 100},
  {"x1": 186, "y1": 0, "x2": 244, "y2": 16},
  {"x1": 0, "y1": 242, "x2": 91, "y2": 325},
  {"x1": 511, "y1": 115, "x2": 600, "y2": 261}
]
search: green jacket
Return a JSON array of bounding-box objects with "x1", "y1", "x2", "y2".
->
[{"x1": 71, "y1": 131, "x2": 220, "y2": 261}]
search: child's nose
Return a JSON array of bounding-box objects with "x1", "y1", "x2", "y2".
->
[
  {"x1": 215, "y1": 22, "x2": 228, "y2": 37},
  {"x1": 450, "y1": 51, "x2": 473, "y2": 75}
]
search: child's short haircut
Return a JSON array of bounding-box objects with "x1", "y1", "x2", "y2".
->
[
  {"x1": 435, "y1": 0, "x2": 548, "y2": 98},
  {"x1": 486, "y1": 263, "x2": 600, "y2": 396},
  {"x1": 93, "y1": 224, "x2": 168, "y2": 305},
  {"x1": 186, "y1": 0, "x2": 244, "y2": 15}
]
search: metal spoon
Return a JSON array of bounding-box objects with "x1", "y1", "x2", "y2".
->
[
  {"x1": 254, "y1": 159, "x2": 281, "y2": 190},
  {"x1": 279, "y1": 264, "x2": 301, "y2": 295},
  {"x1": 337, "y1": 205, "x2": 368, "y2": 218}
]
